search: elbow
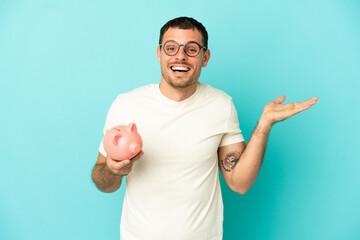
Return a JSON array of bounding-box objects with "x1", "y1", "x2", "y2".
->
[
  {"x1": 230, "y1": 185, "x2": 249, "y2": 195},
  {"x1": 91, "y1": 170, "x2": 120, "y2": 193},
  {"x1": 93, "y1": 181, "x2": 120, "y2": 193},
  {"x1": 236, "y1": 188, "x2": 248, "y2": 195},
  {"x1": 98, "y1": 186, "x2": 118, "y2": 193}
]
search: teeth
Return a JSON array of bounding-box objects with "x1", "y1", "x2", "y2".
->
[{"x1": 171, "y1": 66, "x2": 189, "y2": 71}]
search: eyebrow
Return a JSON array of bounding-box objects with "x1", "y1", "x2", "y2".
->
[{"x1": 164, "y1": 39, "x2": 202, "y2": 45}]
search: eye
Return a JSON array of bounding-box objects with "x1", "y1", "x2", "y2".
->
[
  {"x1": 164, "y1": 42, "x2": 178, "y2": 53},
  {"x1": 186, "y1": 43, "x2": 199, "y2": 55}
]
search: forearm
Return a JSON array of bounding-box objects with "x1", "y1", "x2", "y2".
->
[
  {"x1": 91, "y1": 163, "x2": 123, "y2": 193},
  {"x1": 232, "y1": 118, "x2": 271, "y2": 193},
  {"x1": 228, "y1": 95, "x2": 318, "y2": 194}
]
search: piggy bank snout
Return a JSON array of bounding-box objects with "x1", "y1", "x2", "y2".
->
[{"x1": 130, "y1": 143, "x2": 141, "y2": 155}]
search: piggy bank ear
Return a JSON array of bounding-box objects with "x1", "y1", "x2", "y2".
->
[
  {"x1": 112, "y1": 133, "x2": 122, "y2": 145},
  {"x1": 127, "y1": 122, "x2": 137, "y2": 132}
]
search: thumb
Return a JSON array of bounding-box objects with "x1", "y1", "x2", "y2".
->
[{"x1": 274, "y1": 95, "x2": 286, "y2": 104}]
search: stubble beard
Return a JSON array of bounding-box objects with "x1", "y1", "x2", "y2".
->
[
  {"x1": 161, "y1": 66, "x2": 200, "y2": 90},
  {"x1": 162, "y1": 74, "x2": 198, "y2": 89}
]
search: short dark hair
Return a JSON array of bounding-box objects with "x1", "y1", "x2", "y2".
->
[{"x1": 159, "y1": 17, "x2": 208, "y2": 48}]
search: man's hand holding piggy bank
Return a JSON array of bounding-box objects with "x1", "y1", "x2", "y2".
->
[{"x1": 103, "y1": 123, "x2": 144, "y2": 176}]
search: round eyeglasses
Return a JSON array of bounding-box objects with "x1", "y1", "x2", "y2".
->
[{"x1": 159, "y1": 40, "x2": 207, "y2": 57}]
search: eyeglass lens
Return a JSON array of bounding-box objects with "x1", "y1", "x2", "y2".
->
[{"x1": 163, "y1": 41, "x2": 201, "y2": 57}]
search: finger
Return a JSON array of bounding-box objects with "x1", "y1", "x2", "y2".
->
[
  {"x1": 308, "y1": 96, "x2": 318, "y2": 105},
  {"x1": 300, "y1": 96, "x2": 318, "y2": 105},
  {"x1": 131, "y1": 150, "x2": 144, "y2": 161},
  {"x1": 288, "y1": 103, "x2": 295, "y2": 110},
  {"x1": 273, "y1": 95, "x2": 286, "y2": 104},
  {"x1": 107, "y1": 156, "x2": 131, "y2": 167},
  {"x1": 120, "y1": 165, "x2": 133, "y2": 176},
  {"x1": 134, "y1": 150, "x2": 144, "y2": 158},
  {"x1": 293, "y1": 96, "x2": 318, "y2": 110},
  {"x1": 126, "y1": 164, "x2": 133, "y2": 173},
  {"x1": 112, "y1": 159, "x2": 132, "y2": 170},
  {"x1": 286, "y1": 99, "x2": 317, "y2": 117}
]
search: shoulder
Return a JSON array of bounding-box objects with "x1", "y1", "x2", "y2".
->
[
  {"x1": 195, "y1": 83, "x2": 237, "y2": 117},
  {"x1": 199, "y1": 82, "x2": 233, "y2": 102},
  {"x1": 118, "y1": 84, "x2": 156, "y2": 98},
  {"x1": 106, "y1": 84, "x2": 156, "y2": 113},
  {"x1": 113, "y1": 84, "x2": 156, "y2": 102}
]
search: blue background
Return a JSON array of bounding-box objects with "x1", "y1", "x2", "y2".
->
[{"x1": 1, "y1": 0, "x2": 359, "y2": 239}]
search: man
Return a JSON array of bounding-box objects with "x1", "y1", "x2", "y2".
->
[{"x1": 92, "y1": 17, "x2": 318, "y2": 239}]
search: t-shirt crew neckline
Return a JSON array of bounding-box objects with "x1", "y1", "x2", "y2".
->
[{"x1": 155, "y1": 82, "x2": 201, "y2": 106}]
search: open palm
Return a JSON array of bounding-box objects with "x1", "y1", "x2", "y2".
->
[{"x1": 262, "y1": 95, "x2": 318, "y2": 125}]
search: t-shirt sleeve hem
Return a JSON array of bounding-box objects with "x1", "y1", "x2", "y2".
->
[
  {"x1": 98, "y1": 140, "x2": 107, "y2": 157},
  {"x1": 219, "y1": 133, "x2": 245, "y2": 147}
]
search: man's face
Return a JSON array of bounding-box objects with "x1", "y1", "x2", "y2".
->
[{"x1": 157, "y1": 28, "x2": 210, "y2": 89}]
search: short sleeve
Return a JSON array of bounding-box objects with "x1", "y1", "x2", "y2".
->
[
  {"x1": 98, "y1": 95, "x2": 122, "y2": 156},
  {"x1": 219, "y1": 99, "x2": 245, "y2": 147}
]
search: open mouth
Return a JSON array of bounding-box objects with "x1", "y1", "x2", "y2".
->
[{"x1": 170, "y1": 66, "x2": 190, "y2": 73}]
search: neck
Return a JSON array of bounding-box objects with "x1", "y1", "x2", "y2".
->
[{"x1": 159, "y1": 79, "x2": 198, "y2": 102}]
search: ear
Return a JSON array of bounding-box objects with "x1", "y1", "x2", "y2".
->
[
  {"x1": 112, "y1": 133, "x2": 122, "y2": 145},
  {"x1": 157, "y1": 46, "x2": 161, "y2": 63},
  {"x1": 127, "y1": 122, "x2": 137, "y2": 132},
  {"x1": 202, "y1": 49, "x2": 211, "y2": 67}
]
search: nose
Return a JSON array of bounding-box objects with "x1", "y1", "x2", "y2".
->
[{"x1": 174, "y1": 45, "x2": 188, "y2": 60}]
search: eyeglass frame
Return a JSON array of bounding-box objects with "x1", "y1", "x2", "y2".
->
[{"x1": 159, "y1": 40, "x2": 208, "y2": 57}]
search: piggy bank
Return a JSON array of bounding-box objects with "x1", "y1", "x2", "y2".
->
[{"x1": 103, "y1": 123, "x2": 143, "y2": 160}]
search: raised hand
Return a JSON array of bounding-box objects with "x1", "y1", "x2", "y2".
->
[{"x1": 260, "y1": 95, "x2": 318, "y2": 127}]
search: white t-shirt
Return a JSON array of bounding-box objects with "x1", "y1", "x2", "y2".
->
[{"x1": 99, "y1": 82, "x2": 245, "y2": 240}]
